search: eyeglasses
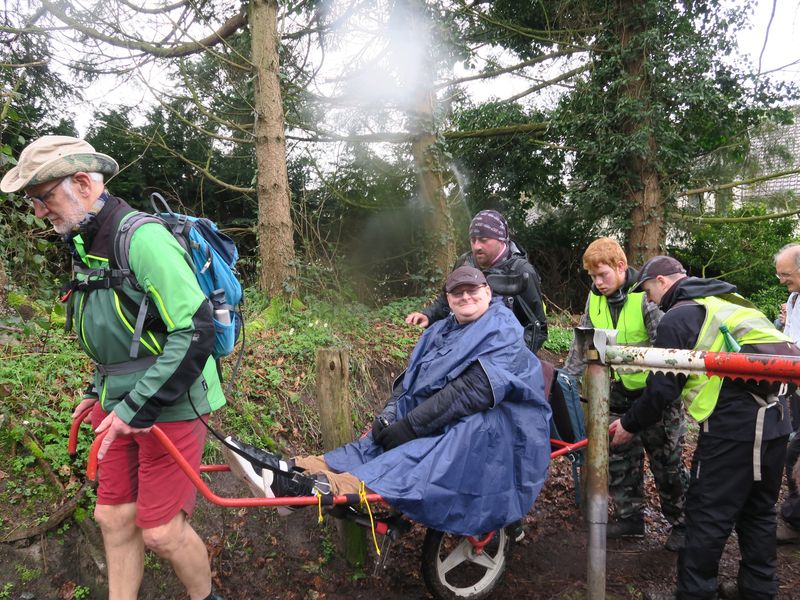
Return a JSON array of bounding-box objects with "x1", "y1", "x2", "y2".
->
[
  {"x1": 23, "y1": 177, "x2": 65, "y2": 210},
  {"x1": 776, "y1": 267, "x2": 800, "y2": 281},
  {"x1": 446, "y1": 285, "x2": 486, "y2": 299}
]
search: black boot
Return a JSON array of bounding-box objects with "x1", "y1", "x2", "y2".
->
[
  {"x1": 717, "y1": 579, "x2": 742, "y2": 599},
  {"x1": 271, "y1": 471, "x2": 331, "y2": 498},
  {"x1": 607, "y1": 514, "x2": 645, "y2": 538},
  {"x1": 664, "y1": 524, "x2": 686, "y2": 552}
]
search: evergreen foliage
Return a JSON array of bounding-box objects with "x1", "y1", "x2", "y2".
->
[
  {"x1": 1, "y1": 0, "x2": 798, "y2": 313},
  {"x1": 553, "y1": 0, "x2": 796, "y2": 257},
  {"x1": 671, "y1": 204, "x2": 796, "y2": 300}
]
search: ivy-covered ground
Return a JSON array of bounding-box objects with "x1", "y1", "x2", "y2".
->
[{"x1": 1, "y1": 294, "x2": 799, "y2": 599}]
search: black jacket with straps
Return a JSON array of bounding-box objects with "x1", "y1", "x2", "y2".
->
[
  {"x1": 421, "y1": 241, "x2": 548, "y2": 352},
  {"x1": 378, "y1": 362, "x2": 493, "y2": 439}
]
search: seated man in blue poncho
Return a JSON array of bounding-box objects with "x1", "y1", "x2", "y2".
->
[{"x1": 224, "y1": 266, "x2": 551, "y2": 536}]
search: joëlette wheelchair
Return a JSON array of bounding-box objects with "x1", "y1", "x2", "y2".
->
[
  {"x1": 68, "y1": 383, "x2": 586, "y2": 600},
  {"x1": 68, "y1": 268, "x2": 588, "y2": 599}
]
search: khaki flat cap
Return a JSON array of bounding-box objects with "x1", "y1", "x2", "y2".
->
[{"x1": 0, "y1": 135, "x2": 119, "y2": 193}]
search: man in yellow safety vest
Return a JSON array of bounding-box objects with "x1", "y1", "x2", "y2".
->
[
  {"x1": 612, "y1": 255, "x2": 799, "y2": 600},
  {"x1": 564, "y1": 238, "x2": 688, "y2": 550}
]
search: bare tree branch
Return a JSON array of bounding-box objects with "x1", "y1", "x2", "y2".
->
[
  {"x1": 121, "y1": 128, "x2": 255, "y2": 194},
  {"x1": 444, "y1": 122, "x2": 548, "y2": 139},
  {"x1": 434, "y1": 48, "x2": 580, "y2": 90},
  {"x1": 171, "y1": 62, "x2": 255, "y2": 135},
  {"x1": 680, "y1": 167, "x2": 800, "y2": 196},
  {"x1": 116, "y1": 0, "x2": 190, "y2": 15},
  {"x1": 287, "y1": 122, "x2": 548, "y2": 143},
  {"x1": 673, "y1": 206, "x2": 800, "y2": 224},
  {"x1": 0, "y1": 60, "x2": 47, "y2": 69},
  {"x1": 39, "y1": 0, "x2": 246, "y2": 58},
  {"x1": 757, "y1": 0, "x2": 778, "y2": 76},
  {"x1": 501, "y1": 64, "x2": 588, "y2": 103}
]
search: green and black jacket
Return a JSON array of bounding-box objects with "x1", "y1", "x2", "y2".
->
[{"x1": 67, "y1": 195, "x2": 225, "y2": 428}]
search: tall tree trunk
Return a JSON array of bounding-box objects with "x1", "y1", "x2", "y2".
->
[
  {"x1": 409, "y1": 87, "x2": 455, "y2": 277},
  {"x1": 627, "y1": 142, "x2": 663, "y2": 265},
  {"x1": 250, "y1": 0, "x2": 296, "y2": 294},
  {"x1": 617, "y1": 0, "x2": 664, "y2": 265},
  {"x1": 406, "y1": 1, "x2": 455, "y2": 277}
]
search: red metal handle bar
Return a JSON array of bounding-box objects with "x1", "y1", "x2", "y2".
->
[
  {"x1": 68, "y1": 406, "x2": 94, "y2": 456},
  {"x1": 200, "y1": 464, "x2": 230, "y2": 473},
  {"x1": 83, "y1": 423, "x2": 384, "y2": 508},
  {"x1": 74, "y1": 416, "x2": 603, "y2": 506},
  {"x1": 70, "y1": 409, "x2": 227, "y2": 474},
  {"x1": 705, "y1": 351, "x2": 800, "y2": 384},
  {"x1": 550, "y1": 438, "x2": 589, "y2": 458},
  {"x1": 548, "y1": 423, "x2": 617, "y2": 459}
]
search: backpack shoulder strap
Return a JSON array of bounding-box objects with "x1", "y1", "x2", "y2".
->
[
  {"x1": 112, "y1": 212, "x2": 168, "y2": 288},
  {"x1": 110, "y1": 211, "x2": 169, "y2": 359}
]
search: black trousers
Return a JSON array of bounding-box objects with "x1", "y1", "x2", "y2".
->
[
  {"x1": 677, "y1": 433, "x2": 787, "y2": 600},
  {"x1": 780, "y1": 432, "x2": 800, "y2": 527}
]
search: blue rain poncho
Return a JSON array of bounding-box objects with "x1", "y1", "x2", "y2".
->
[{"x1": 324, "y1": 300, "x2": 551, "y2": 535}]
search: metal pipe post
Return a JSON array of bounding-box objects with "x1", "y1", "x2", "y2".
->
[{"x1": 584, "y1": 360, "x2": 610, "y2": 600}]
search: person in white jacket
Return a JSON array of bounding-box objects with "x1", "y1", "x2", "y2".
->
[{"x1": 774, "y1": 243, "x2": 800, "y2": 543}]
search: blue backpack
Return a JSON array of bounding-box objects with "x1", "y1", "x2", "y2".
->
[{"x1": 113, "y1": 192, "x2": 243, "y2": 361}]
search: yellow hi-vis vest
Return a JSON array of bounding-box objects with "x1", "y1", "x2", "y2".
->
[
  {"x1": 680, "y1": 295, "x2": 793, "y2": 423},
  {"x1": 588, "y1": 291, "x2": 650, "y2": 391}
]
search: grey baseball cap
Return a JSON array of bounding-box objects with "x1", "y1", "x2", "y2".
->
[
  {"x1": 632, "y1": 255, "x2": 686, "y2": 290},
  {"x1": 445, "y1": 266, "x2": 487, "y2": 292}
]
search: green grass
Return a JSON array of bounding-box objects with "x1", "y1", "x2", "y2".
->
[
  {"x1": 14, "y1": 564, "x2": 40, "y2": 583},
  {"x1": 0, "y1": 333, "x2": 93, "y2": 521},
  {"x1": 543, "y1": 325, "x2": 573, "y2": 354}
]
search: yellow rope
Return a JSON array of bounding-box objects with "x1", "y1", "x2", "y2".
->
[
  {"x1": 359, "y1": 481, "x2": 381, "y2": 556},
  {"x1": 316, "y1": 491, "x2": 324, "y2": 524}
]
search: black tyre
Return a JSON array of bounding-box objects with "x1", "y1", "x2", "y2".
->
[{"x1": 421, "y1": 527, "x2": 512, "y2": 600}]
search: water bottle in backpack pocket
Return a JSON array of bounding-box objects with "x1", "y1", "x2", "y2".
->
[{"x1": 210, "y1": 288, "x2": 239, "y2": 359}]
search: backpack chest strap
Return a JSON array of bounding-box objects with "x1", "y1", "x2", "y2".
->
[
  {"x1": 71, "y1": 263, "x2": 132, "y2": 290},
  {"x1": 94, "y1": 355, "x2": 158, "y2": 376}
]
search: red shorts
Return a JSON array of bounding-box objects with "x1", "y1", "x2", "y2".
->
[{"x1": 91, "y1": 404, "x2": 206, "y2": 529}]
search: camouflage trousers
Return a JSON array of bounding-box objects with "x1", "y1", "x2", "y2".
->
[{"x1": 609, "y1": 385, "x2": 689, "y2": 525}]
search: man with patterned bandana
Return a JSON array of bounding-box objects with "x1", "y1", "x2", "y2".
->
[
  {"x1": 405, "y1": 209, "x2": 548, "y2": 353},
  {"x1": 563, "y1": 238, "x2": 687, "y2": 550}
]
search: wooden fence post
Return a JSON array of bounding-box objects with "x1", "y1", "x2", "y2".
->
[{"x1": 315, "y1": 347, "x2": 367, "y2": 567}]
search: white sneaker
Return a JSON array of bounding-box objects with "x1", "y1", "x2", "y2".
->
[
  {"x1": 222, "y1": 437, "x2": 275, "y2": 498},
  {"x1": 223, "y1": 437, "x2": 299, "y2": 516}
]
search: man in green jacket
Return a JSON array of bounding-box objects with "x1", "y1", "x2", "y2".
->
[
  {"x1": 1, "y1": 136, "x2": 224, "y2": 600},
  {"x1": 563, "y1": 238, "x2": 688, "y2": 550}
]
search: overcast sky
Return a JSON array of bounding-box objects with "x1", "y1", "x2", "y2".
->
[
  {"x1": 736, "y1": 0, "x2": 800, "y2": 86},
  {"x1": 73, "y1": 0, "x2": 800, "y2": 136}
]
